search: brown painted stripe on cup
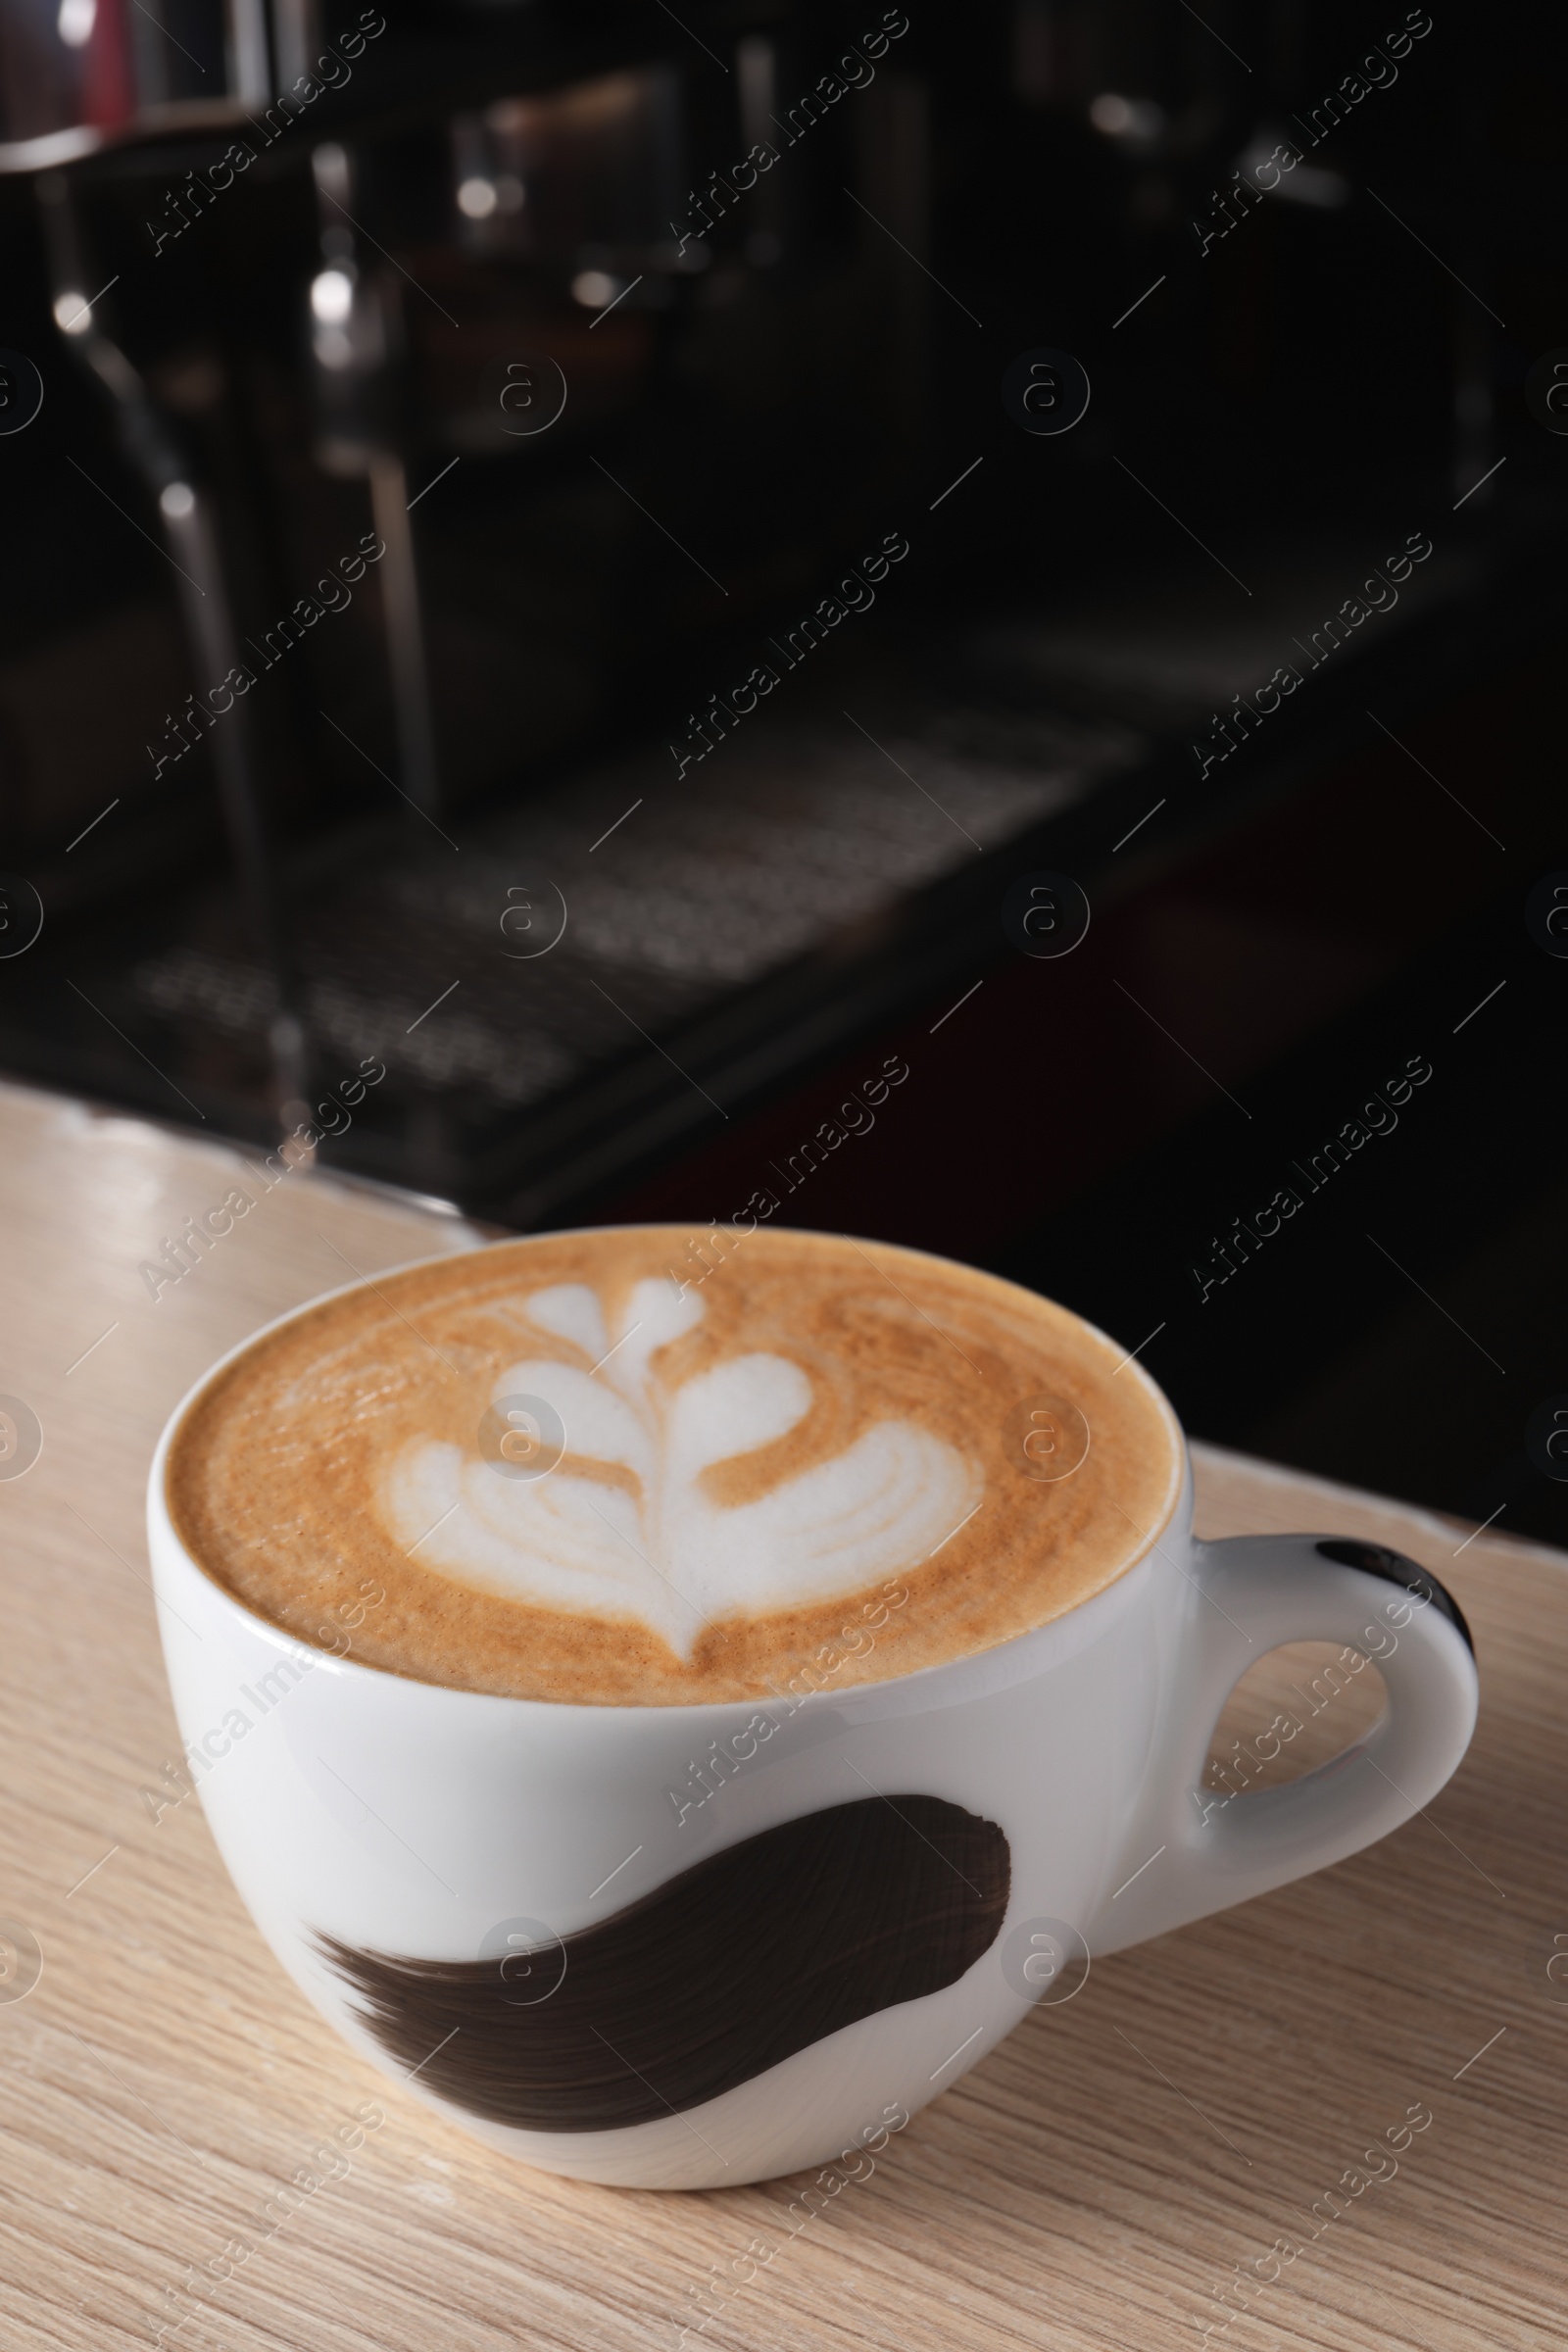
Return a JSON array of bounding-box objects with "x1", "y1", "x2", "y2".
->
[{"x1": 317, "y1": 1794, "x2": 1010, "y2": 2132}]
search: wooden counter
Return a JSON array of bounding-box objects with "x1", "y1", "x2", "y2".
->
[{"x1": 0, "y1": 1080, "x2": 1560, "y2": 2349}]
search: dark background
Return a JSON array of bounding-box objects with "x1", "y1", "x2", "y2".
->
[{"x1": 0, "y1": 0, "x2": 1563, "y2": 1542}]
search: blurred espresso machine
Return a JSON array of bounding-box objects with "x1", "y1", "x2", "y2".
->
[
  {"x1": 0, "y1": 0, "x2": 945, "y2": 1137},
  {"x1": 0, "y1": 0, "x2": 1550, "y2": 1229},
  {"x1": 0, "y1": 0, "x2": 913, "y2": 1087}
]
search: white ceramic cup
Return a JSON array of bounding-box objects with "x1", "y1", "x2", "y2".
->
[{"x1": 147, "y1": 1243, "x2": 1479, "y2": 2191}]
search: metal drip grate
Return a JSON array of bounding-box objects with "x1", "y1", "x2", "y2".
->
[{"x1": 130, "y1": 704, "x2": 1136, "y2": 1115}]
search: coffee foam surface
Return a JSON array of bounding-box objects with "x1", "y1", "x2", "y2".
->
[{"x1": 168, "y1": 1228, "x2": 1183, "y2": 1705}]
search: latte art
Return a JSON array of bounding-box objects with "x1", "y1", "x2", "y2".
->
[
  {"x1": 168, "y1": 1227, "x2": 1183, "y2": 1704},
  {"x1": 386, "y1": 1277, "x2": 976, "y2": 1657}
]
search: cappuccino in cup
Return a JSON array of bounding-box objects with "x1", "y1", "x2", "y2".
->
[
  {"x1": 151, "y1": 1224, "x2": 1478, "y2": 2188},
  {"x1": 168, "y1": 1226, "x2": 1182, "y2": 1704}
]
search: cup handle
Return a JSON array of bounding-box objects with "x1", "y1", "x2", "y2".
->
[{"x1": 1088, "y1": 1534, "x2": 1480, "y2": 1956}]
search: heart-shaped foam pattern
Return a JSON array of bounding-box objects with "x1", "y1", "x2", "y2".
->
[{"x1": 382, "y1": 1278, "x2": 978, "y2": 1657}]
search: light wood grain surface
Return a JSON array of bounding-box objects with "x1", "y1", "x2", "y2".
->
[{"x1": 0, "y1": 1078, "x2": 1561, "y2": 2352}]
